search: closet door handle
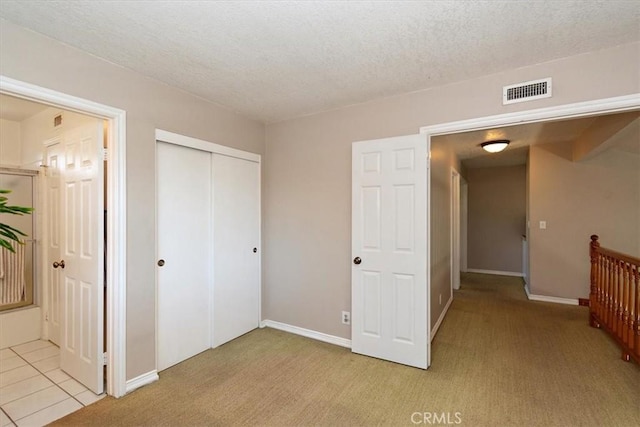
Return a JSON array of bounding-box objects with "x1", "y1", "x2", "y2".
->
[
  {"x1": 353, "y1": 257, "x2": 362, "y2": 265},
  {"x1": 253, "y1": 248, "x2": 257, "y2": 253},
  {"x1": 53, "y1": 260, "x2": 65, "y2": 269},
  {"x1": 157, "y1": 259, "x2": 165, "y2": 267}
]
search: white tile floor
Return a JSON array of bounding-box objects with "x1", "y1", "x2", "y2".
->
[{"x1": 0, "y1": 340, "x2": 105, "y2": 426}]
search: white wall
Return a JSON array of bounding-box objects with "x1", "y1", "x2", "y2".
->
[
  {"x1": 0, "y1": 118, "x2": 21, "y2": 166},
  {"x1": 0, "y1": 307, "x2": 40, "y2": 348},
  {"x1": 20, "y1": 107, "x2": 96, "y2": 168}
]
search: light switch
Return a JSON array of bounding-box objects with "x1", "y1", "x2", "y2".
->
[{"x1": 539, "y1": 221, "x2": 547, "y2": 229}]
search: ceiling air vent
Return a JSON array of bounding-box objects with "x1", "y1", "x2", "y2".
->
[{"x1": 503, "y1": 78, "x2": 552, "y2": 105}]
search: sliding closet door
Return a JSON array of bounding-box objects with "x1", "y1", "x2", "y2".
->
[
  {"x1": 156, "y1": 142, "x2": 212, "y2": 371},
  {"x1": 212, "y1": 154, "x2": 260, "y2": 347}
]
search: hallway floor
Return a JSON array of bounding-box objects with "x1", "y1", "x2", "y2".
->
[{"x1": 0, "y1": 340, "x2": 104, "y2": 426}]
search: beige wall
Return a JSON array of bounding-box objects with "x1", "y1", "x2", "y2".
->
[
  {"x1": 264, "y1": 41, "x2": 639, "y2": 341},
  {"x1": 529, "y1": 143, "x2": 640, "y2": 299},
  {"x1": 2, "y1": 17, "x2": 638, "y2": 377},
  {"x1": 429, "y1": 141, "x2": 462, "y2": 326},
  {"x1": 467, "y1": 165, "x2": 526, "y2": 274},
  {"x1": 0, "y1": 20, "x2": 265, "y2": 380},
  {"x1": 0, "y1": 118, "x2": 21, "y2": 166}
]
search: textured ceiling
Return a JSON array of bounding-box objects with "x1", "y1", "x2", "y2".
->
[{"x1": 0, "y1": 1, "x2": 638, "y2": 123}]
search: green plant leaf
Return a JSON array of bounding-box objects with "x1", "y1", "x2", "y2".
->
[
  {"x1": 0, "y1": 239, "x2": 16, "y2": 253},
  {"x1": 0, "y1": 189, "x2": 33, "y2": 251},
  {"x1": 0, "y1": 222, "x2": 27, "y2": 236}
]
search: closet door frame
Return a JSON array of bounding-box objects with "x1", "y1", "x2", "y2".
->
[{"x1": 154, "y1": 129, "x2": 261, "y2": 368}]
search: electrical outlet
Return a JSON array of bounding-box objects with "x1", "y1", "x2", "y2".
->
[
  {"x1": 539, "y1": 221, "x2": 547, "y2": 229},
  {"x1": 341, "y1": 311, "x2": 351, "y2": 325}
]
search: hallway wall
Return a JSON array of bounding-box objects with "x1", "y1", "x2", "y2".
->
[
  {"x1": 529, "y1": 141, "x2": 640, "y2": 299},
  {"x1": 466, "y1": 165, "x2": 526, "y2": 274}
]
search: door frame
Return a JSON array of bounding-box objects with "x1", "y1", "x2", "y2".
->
[
  {"x1": 420, "y1": 93, "x2": 640, "y2": 345},
  {"x1": 0, "y1": 75, "x2": 127, "y2": 398},
  {"x1": 450, "y1": 169, "x2": 461, "y2": 291},
  {"x1": 460, "y1": 178, "x2": 468, "y2": 273},
  {"x1": 154, "y1": 129, "x2": 262, "y2": 372}
]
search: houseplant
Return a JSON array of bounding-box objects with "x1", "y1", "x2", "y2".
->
[{"x1": 0, "y1": 189, "x2": 34, "y2": 252}]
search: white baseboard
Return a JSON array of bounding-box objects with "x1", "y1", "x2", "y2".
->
[
  {"x1": 524, "y1": 285, "x2": 578, "y2": 306},
  {"x1": 260, "y1": 319, "x2": 351, "y2": 348},
  {"x1": 431, "y1": 296, "x2": 453, "y2": 341},
  {"x1": 125, "y1": 370, "x2": 159, "y2": 394},
  {"x1": 466, "y1": 268, "x2": 524, "y2": 277}
]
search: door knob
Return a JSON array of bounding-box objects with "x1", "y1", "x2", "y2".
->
[
  {"x1": 157, "y1": 259, "x2": 165, "y2": 267},
  {"x1": 53, "y1": 260, "x2": 65, "y2": 269},
  {"x1": 353, "y1": 257, "x2": 362, "y2": 265},
  {"x1": 253, "y1": 248, "x2": 257, "y2": 253}
]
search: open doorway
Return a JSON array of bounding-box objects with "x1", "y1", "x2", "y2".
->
[
  {"x1": 0, "y1": 76, "x2": 127, "y2": 398},
  {"x1": 426, "y1": 95, "x2": 640, "y2": 312},
  {"x1": 0, "y1": 93, "x2": 107, "y2": 395}
]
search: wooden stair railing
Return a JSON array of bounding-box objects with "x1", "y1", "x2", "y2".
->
[{"x1": 589, "y1": 235, "x2": 640, "y2": 363}]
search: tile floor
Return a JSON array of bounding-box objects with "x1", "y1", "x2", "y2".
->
[{"x1": 0, "y1": 340, "x2": 105, "y2": 426}]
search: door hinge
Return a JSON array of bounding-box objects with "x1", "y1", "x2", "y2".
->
[
  {"x1": 103, "y1": 148, "x2": 109, "y2": 161},
  {"x1": 103, "y1": 352, "x2": 108, "y2": 366}
]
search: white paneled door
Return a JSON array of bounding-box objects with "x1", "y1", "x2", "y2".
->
[
  {"x1": 351, "y1": 134, "x2": 429, "y2": 369},
  {"x1": 156, "y1": 142, "x2": 212, "y2": 371},
  {"x1": 212, "y1": 154, "x2": 260, "y2": 348},
  {"x1": 59, "y1": 121, "x2": 105, "y2": 394},
  {"x1": 44, "y1": 139, "x2": 63, "y2": 346}
]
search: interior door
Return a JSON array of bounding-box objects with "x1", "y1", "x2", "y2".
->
[
  {"x1": 156, "y1": 142, "x2": 212, "y2": 371},
  {"x1": 451, "y1": 171, "x2": 461, "y2": 290},
  {"x1": 44, "y1": 139, "x2": 63, "y2": 345},
  {"x1": 59, "y1": 121, "x2": 105, "y2": 394},
  {"x1": 351, "y1": 134, "x2": 429, "y2": 369},
  {"x1": 212, "y1": 154, "x2": 260, "y2": 347}
]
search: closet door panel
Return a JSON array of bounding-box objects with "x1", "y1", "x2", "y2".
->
[
  {"x1": 156, "y1": 142, "x2": 212, "y2": 371},
  {"x1": 212, "y1": 154, "x2": 260, "y2": 347}
]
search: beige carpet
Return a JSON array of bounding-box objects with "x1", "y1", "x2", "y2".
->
[{"x1": 54, "y1": 273, "x2": 640, "y2": 426}]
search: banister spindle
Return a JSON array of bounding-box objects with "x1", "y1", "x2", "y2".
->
[{"x1": 588, "y1": 235, "x2": 639, "y2": 363}]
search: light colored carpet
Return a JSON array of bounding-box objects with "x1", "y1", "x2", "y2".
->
[{"x1": 54, "y1": 273, "x2": 640, "y2": 426}]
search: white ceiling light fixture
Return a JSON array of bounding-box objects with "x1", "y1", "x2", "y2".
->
[{"x1": 481, "y1": 139, "x2": 510, "y2": 153}]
